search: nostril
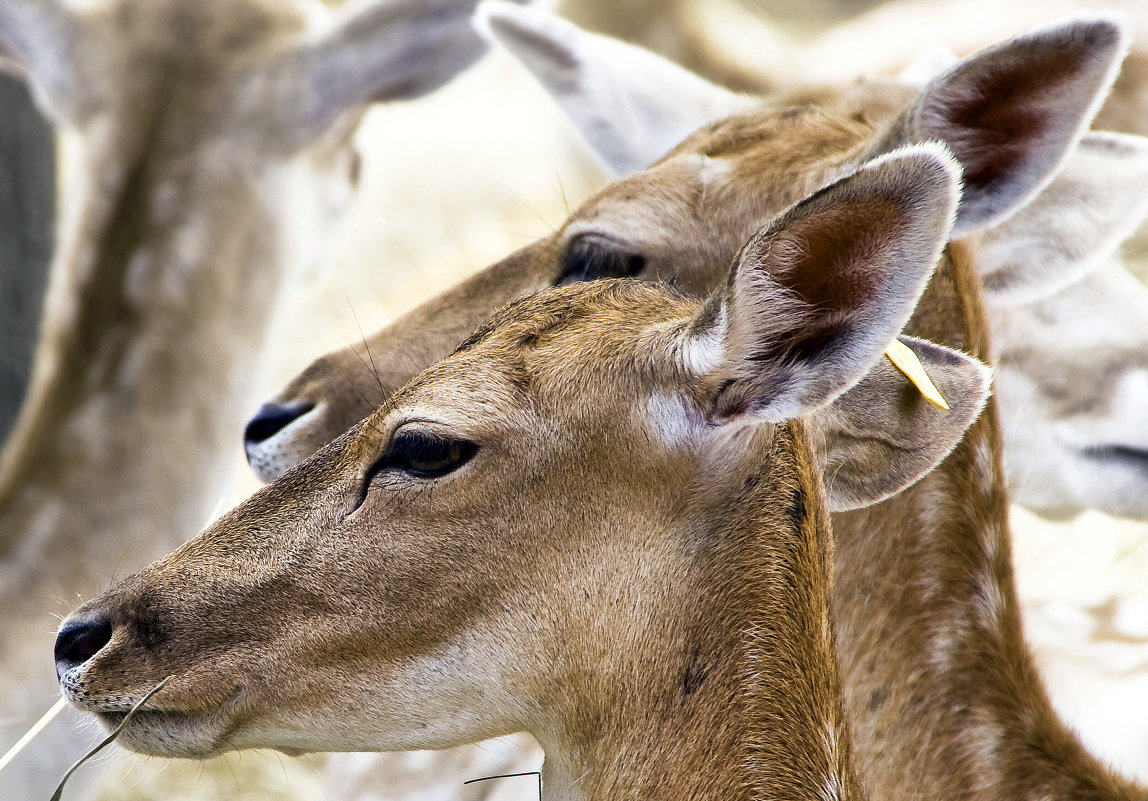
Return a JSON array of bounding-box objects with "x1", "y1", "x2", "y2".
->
[
  {"x1": 244, "y1": 402, "x2": 314, "y2": 447},
  {"x1": 55, "y1": 615, "x2": 113, "y2": 677}
]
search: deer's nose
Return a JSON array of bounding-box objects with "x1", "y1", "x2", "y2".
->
[
  {"x1": 55, "y1": 615, "x2": 113, "y2": 678},
  {"x1": 243, "y1": 403, "x2": 313, "y2": 449}
]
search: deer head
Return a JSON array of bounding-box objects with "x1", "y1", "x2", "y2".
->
[
  {"x1": 0, "y1": 0, "x2": 519, "y2": 793},
  {"x1": 991, "y1": 259, "x2": 1148, "y2": 520},
  {"x1": 242, "y1": 9, "x2": 1142, "y2": 524},
  {"x1": 970, "y1": 131, "x2": 1148, "y2": 520},
  {"x1": 54, "y1": 147, "x2": 989, "y2": 800}
]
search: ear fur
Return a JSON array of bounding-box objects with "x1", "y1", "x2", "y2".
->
[
  {"x1": 476, "y1": 1, "x2": 749, "y2": 174},
  {"x1": 694, "y1": 143, "x2": 960, "y2": 423},
  {"x1": 873, "y1": 16, "x2": 1128, "y2": 236},
  {"x1": 810, "y1": 336, "x2": 992, "y2": 511},
  {"x1": 978, "y1": 131, "x2": 1148, "y2": 305},
  {"x1": 270, "y1": 0, "x2": 517, "y2": 151}
]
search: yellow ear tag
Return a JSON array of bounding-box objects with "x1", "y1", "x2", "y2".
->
[{"x1": 885, "y1": 338, "x2": 949, "y2": 411}]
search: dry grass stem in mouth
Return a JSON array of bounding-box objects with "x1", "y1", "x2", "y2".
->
[{"x1": 49, "y1": 676, "x2": 174, "y2": 801}]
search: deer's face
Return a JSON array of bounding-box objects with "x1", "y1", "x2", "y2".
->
[
  {"x1": 56, "y1": 148, "x2": 990, "y2": 759},
  {"x1": 991, "y1": 261, "x2": 1148, "y2": 520},
  {"x1": 54, "y1": 284, "x2": 726, "y2": 756},
  {"x1": 244, "y1": 92, "x2": 901, "y2": 480}
]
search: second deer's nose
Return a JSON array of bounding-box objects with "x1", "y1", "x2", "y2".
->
[
  {"x1": 243, "y1": 402, "x2": 313, "y2": 448},
  {"x1": 54, "y1": 615, "x2": 113, "y2": 678}
]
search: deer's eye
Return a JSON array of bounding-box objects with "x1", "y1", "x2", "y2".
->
[
  {"x1": 373, "y1": 431, "x2": 477, "y2": 479},
  {"x1": 556, "y1": 236, "x2": 646, "y2": 285}
]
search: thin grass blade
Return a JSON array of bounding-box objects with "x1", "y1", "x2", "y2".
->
[{"x1": 49, "y1": 675, "x2": 173, "y2": 801}]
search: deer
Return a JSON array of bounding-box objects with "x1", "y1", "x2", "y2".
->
[
  {"x1": 0, "y1": 0, "x2": 521, "y2": 795},
  {"x1": 990, "y1": 258, "x2": 1148, "y2": 520},
  {"x1": 244, "y1": 8, "x2": 1148, "y2": 522},
  {"x1": 237, "y1": 9, "x2": 1148, "y2": 801},
  {"x1": 52, "y1": 144, "x2": 993, "y2": 801}
]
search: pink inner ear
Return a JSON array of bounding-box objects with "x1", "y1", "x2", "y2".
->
[
  {"x1": 924, "y1": 40, "x2": 1101, "y2": 215},
  {"x1": 761, "y1": 199, "x2": 900, "y2": 363}
]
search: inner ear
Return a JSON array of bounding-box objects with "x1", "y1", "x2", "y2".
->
[
  {"x1": 878, "y1": 17, "x2": 1127, "y2": 234},
  {"x1": 923, "y1": 46, "x2": 1067, "y2": 204},
  {"x1": 709, "y1": 144, "x2": 960, "y2": 423},
  {"x1": 756, "y1": 200, "x2": 900, "y2": 366}
]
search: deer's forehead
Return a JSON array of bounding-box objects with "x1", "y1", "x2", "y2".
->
[
  {"x1": 92, "y1": 0, "x2": 312, "y2": 58},
  {"x1": 76, "y1": 0, "x2": 316, "y2": 138},
  {"x1": 377, "y1": 285, "x2": 700, "y2": 428},
  {"x1": 569, "y1": 155, "x2": 714, "y2": 231},
  {"x1": 569, "y1": 105, "x2": 879, "y2": 250}
]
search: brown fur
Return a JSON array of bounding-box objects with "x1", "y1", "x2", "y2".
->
[
  {"x1": 243, "y1": 27, "x2": 1146, "y2": 801},
  {"x1": 62, "y1": 283, "x2": 866, "y2": 801},
  {"x1": 0, "y1": 0, "x2": 505, "y2": 793},
  {"x1": 55, "y1": 155, "x2": 984, "y2": 799}
]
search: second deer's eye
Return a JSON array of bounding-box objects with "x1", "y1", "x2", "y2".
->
[
  {"x1": 373, "y1": 431, "x2": 477, "y2": 479},
  {"x1": 556, "y1": 237, "x2": 646, "y2": 285}
]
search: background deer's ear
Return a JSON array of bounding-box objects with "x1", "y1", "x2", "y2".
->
[
  {"x1": 686, "y1": 144, "x2": 959, "y2": 423},
  {"x1": 0, "y1": 1, "x2": 88, "y2": 123},
  {"x1": 874, "y1": 16, "x2": 1127, "y2": 236},
  {"x1": 976, "y1": 132, "x2": 1148, "y2": 305},
  {"x1": 477, "y1": 2, "x2": 749, "y2": 175},
  {"x1": 810, "y1": 336, "x2": 991, "y2": 512},
  {"x1": 264, "y1": 0, "x2": 526, "y2": 152}
]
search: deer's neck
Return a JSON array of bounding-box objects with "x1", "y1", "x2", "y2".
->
[
  {"x1": 0, "y1": 162, "x2": 284, "y2": 581},
  {"x1": 537, "y1": 423, "x2": 862, "y2": 801},
  {"x1": 831, "y1": 243, "x2": 1146, "y2": 801}
]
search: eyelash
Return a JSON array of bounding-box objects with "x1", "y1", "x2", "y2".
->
[{"x1": 557, "y1": 238, "x2": 646, "y2": 285}]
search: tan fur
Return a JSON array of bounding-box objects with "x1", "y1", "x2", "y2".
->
[
  {"x1": 0, "y1": 0, "x2": 502, "y2": 794},
  {"x1": 242, "y1": 21, "x2": 1147, "y2": 801},
  {"x1": 59, "y1": 283, "x2": 867, "y2": 801},
  {"x1": 53, "y1": 151, "x2": 986, "y2": 799}
]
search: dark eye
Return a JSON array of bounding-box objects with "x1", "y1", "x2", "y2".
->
[
  {"x1": 372, "y1": 431, "x2": 477, "y2": 479},
  {"x1": 556, "y1": 236, "x2": 646, "y2": 285}
]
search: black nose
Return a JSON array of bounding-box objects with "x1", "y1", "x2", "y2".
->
[
  {"x1": 55, "y1": 615, "x2": 113, "y2": 678},
  {"x1": 243, "y1": 402, "x2": 313, "y2": 448}
]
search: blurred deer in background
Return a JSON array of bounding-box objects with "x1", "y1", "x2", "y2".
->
[
  {"x1": 0, "y1": 0, "x2": 517, "y2": 795},
  {"x1": 54, "y1": 146, "x2": 989, "y2": 801}
]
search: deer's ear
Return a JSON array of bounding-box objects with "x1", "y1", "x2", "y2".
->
[
  {"x1": 687, "y1": 144, "x2": 959, "y2": 423},
  {"x1": 875, "y1": 16, "x2": 1127, "y2": 236},
  {"x1": 477, "y1": 2, "x2": 748, "y2": 175},
  {"x1": 266, "y1": 0, "x2": 518, "y2": 151},
  {"x1": 977, "y1": 132, "x2": 1148, "y2": 305},
  {"x1": 810, "y1": 336, "x2": 991, "y2": 512}
]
